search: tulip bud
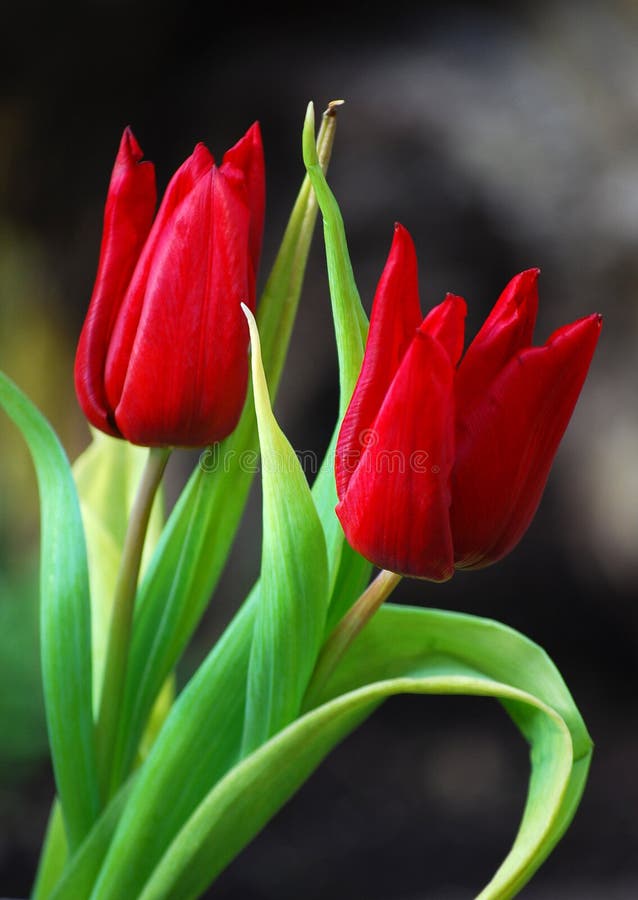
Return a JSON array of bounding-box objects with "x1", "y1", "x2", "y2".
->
[
  {"x1": 75, "y1": 123, "x2": 265, "y2": 447},
  {"x1": 336, "y1": 223, "x2": 602, "y2": 579}
]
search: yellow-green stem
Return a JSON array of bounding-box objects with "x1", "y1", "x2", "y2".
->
[
  {"x1": 303, "y1": 569, "x2": 402, "y2": 710},
  {"x1": 95, "y1": 445, "x2": 170, "y2": 802}
]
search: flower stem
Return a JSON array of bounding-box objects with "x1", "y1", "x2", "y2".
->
[
  {"x1": 303, "y1": 569, "x2": 402, "y2": 711},
  {"x1": 95, "y1": 445, "x2": 170, "y2": 802}
]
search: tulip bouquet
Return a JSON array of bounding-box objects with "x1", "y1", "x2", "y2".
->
[{"x1": 0, "y1": 101, "x2": 601, "y2": 899}]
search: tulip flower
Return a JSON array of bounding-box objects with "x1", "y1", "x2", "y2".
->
[
  {"x1": 75, "y1": 123, "x2": 265, "y2": 447},
  {"x1": 335, "y1": 224, "x2": 602, "y2": 580}
]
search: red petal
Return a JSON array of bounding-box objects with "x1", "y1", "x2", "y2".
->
[
  {"x1": 221, "y1": 122, "x2": 265, "y2": 287},
  {"x1": 456, "y1": 268, "x2": 539, "y2": 421},
  {"x1": 336, "y1": 223, "x2": 422, "y2": 499},
  {"x1": 74, "y1": 127, "x2": 156, "y2": 435},
  {"x1": 337, "y1": 330, "x2": 455, "y2": 581},
  {"x1": 112, "y1": 160, "x2": 253, "y2": 446},
  {"x1": 104, "y1": 142, "x2": 214, "y2": 414},
  {"x1": 451, "y1": 313, "x2": 602, "y2": 568},
  {"x1": 421, "y1": 293, "x2": 467, "y2": 365}
]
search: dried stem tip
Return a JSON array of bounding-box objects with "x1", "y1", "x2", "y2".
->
[{"x1": 324, "y1": 99, "x2": 345, "y2": 117}]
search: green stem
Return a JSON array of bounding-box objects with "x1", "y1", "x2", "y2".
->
[
  {"x1": 303, "y1": 569, "x2": 402, "y2": 710},
  {"x1": 95, "y1": 445, "x2": 170, "y2": 802}
]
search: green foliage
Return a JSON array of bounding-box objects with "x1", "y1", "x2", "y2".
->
[
  {"x1": 300, "y1": 102, "x2": 373, "y2": 616},
  {"x1": 2, "y1": 102, "x2": 593, "y2": 900},
  {"x1": 132, "y1": 604, "x2": 591, "y2": 900},
  {"x1": 73, "y1": 431, "x2": 164, "y2": 713},
  {"x1": 0, "y1": 372, "x2": 99, "y2": 850},
  {"x1": 241, "y1": 307, "x2": 329, "y2": 754},
  {"x1": 47, "y1": 780, "x2": 136, "y2": 900}
]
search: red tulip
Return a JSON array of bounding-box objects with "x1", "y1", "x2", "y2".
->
[
  {"x1": 75, "y1": 123, "x2": 265, "y2": 447},
  {"x1": 336, "y1": 224, "x2": 602, "y2": 580}
]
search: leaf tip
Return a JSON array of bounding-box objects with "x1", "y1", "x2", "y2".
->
[{"x1": 302, "y1": 102, "x2": 319, "y2": 169}]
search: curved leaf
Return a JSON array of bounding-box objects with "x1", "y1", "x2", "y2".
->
[
  {"x1": 302, "y1": 101, "x2": 368, "y2": 414},
  {"x1": 301, "y1": 102, "x2": 372, "y2": 618},
  {"x1": 32, "y1": 434, "x2": 168, "y2": 898},
  {"x1": 90, "y1": 597, "x2": 257, "y2": 898},
  {"x1": 48, "y1": 779, "x2": 136, "y2": 900},
  {"x1": 0, "y1": 371, "x2": 99, "y2": 850},
  {"x1": 31, "y1": 799, "x2": 67, "y2": 900},
  {"x1": 241, "y1": 308, "x2": 328, "y2": 754},
  {"x1": 134, "y1": 604, "x2": 591, "y2": 900}
]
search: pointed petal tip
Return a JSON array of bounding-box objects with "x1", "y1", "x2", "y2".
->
[
  {"x1": 190, "y1": 141, "x2": 215, "y2": 167},
  {"x1": 582, "y1": 312, "x2": 603, "y2": 335},
  {"x1": 379, "y1": 224, "x2": 419, "y2": 290},
  {"x1": 548, "y1": 311, "x2": 603, "y2": 347},
  {"x1": 120, "y1": 126, "x2": 145, "y2": 163},
  {"x1": 389, "y1": 222, "x2": 416, "y2": 255},
  {"x1": 443, "y1": 291, "x2": 468, "y2": 310},
  {"x1": 230, "y1": 121, "x2": 263, "y2": 155},
  {"x1": 419, "y1": 294, "x2": 467, "y2": 365},
  {"x1": 510, "y1": 266, "x2": 540, "y2": 297}
]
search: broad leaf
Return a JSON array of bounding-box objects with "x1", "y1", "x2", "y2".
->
[
  {"x1": 32, "y1": 434, "x2": 169, "y2": 899},
  {"x1": 241, "y1": 308, "x2": 328, "y2": 754},
  {"x1": 48, "y1": 779, "x2": 136, "y2": 900},
  {"x1": 31, "y1": 799, "x2": 67, "y2": 900},
  {"x1": 301, "y1": 102, "x2": 373, "y2": 620},
  {"x1": 0, "y1": 371, "x2": 99, "y2": 850},
  {"x1": 302, "y1": 101, "x2": 368, "y2": 414},
  {"x1": 89, "y1": 597, "x2": 258, "y2": 898},
  {"x1": 133, "y1": 603, "x2": 592, "y2": 900}
]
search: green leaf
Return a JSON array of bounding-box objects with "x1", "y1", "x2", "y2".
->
[
  {"x1": 301, "y1": 101, "x2": 373, "y2": 620},
  {"x1": 240, "y1": 307, "x2": 328, "y2": 754},
  {"x1": 47, "y1": 779, "x2": 136, "y2": 900},
  {"x1": 302, "y1": 101, "x2": 368, "y2": 414},
  {"x1": 133, "y1": 604, "x2": 591, "y2": 900},
  {"x1": 108, "y1": 108, "x2": 341, "y2": 790},
  {"x1": 31, "y1": 435, "x2": 170, "y2": 898},
  {"x1": 0, "y1": 371, "x2": 99, "y2": 850},
  {"x1": 31, "y1": 800, "x2": 67, "y2": 900},
  {"x1": 309, "y1": 425, "x2": 372, "y2": 623},
  {"x1": 89, "y1": 598, "x2": 257, "y2": 899},
  {"x1": 325, "y1": 539, "x2": 373, "y2": 633}
]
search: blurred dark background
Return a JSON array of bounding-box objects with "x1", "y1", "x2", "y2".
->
[{"x1": 1, "y1": 1, "x2": 637, "y2": 897}]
